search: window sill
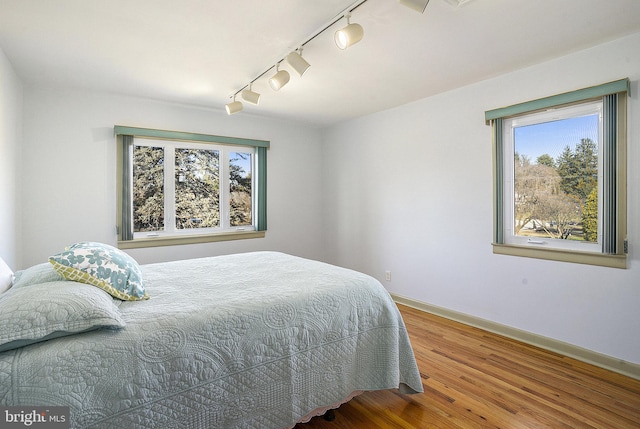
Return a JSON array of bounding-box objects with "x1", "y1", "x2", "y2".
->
[
  {"x1": 118, "y1": 230, "x2": 265, "y2": 249},
  {"x1": 492, "y1": 243, "x2": 627, "y2": 269}
]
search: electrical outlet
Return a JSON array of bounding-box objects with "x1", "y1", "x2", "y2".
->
[{"x1": 385, "y1": 271, "x2": 391, "y2": 281}]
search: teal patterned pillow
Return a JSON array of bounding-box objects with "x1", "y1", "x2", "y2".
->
[{"x1": 49, "y1": 242, "x2": 149, "y2": 301}]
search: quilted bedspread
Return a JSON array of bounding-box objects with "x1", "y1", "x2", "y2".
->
[{"x1": 0, "y1": 251, "x2": 423, "y2": 429}]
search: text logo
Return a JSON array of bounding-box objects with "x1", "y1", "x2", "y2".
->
[{"x1": 0, "y1": 407, "x2": 69, "y2": 429}]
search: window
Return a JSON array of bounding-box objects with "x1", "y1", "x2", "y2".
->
[
  {"x1": 115, "y1": 127, "x2": 268, "y2": 248},
  {"x1": 485, "y1": 79, "x2": 628, "y2": 268}
]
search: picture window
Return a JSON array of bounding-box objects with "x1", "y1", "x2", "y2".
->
[
  {"x1": 485, "y1": 79, "x2": 628, "y2": 268},
  {"x1": 114, "y1": 126, "x2": 268, "y2": 248}
]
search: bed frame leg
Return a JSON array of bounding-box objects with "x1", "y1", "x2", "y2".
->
[{"x1": 323, "y1": 409, "x2": 336, "y2": 422}]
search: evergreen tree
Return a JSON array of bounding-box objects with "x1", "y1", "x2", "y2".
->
[
  {"x1": 175, "y1": 148, "x2": 220, "y2": 229},
  {"x1": 583, "y1": 187, "x2": 598, "y2": 242},
  {"x1": 133, "y1": 146, "x2": 165, "y2": 232},
  {"x1": 555, "y1": 139, "x2": 597, "y2": 202},
  {"x1": 573, "y1": 138, "x2": 598, "y2": 201},
  {"x1": 556, "y1": 145, "x2": 577, "y2": 198},
  {"x1": 229, "y1": 152, "x2": 252, "y2": 226},
  {"x1": 536, "y1": 153, "x2": 555, "y2": 168},
  {"x1": 133, "y1": 146, "x2": 252, "y2": 232}
]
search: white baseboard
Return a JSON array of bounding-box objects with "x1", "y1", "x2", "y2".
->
[{"x1": 392, "y1": 293, "x2": 640, "y2": 381}]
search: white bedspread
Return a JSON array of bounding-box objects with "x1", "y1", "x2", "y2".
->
[{"x1": 0, "y1": 251, "x2": 423, "y2": 428}]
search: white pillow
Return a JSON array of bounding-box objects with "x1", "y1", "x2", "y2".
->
[
  {"x1": 0, "y1": 280, "x2": 126, "y2": 352},
  {"x1": 0, "y1": 257, "x2": 13, "y2": 294}
]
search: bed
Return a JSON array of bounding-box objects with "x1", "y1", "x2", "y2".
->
[{"x1": 0, "y1": 247, "x2": 423, "y2": 429}]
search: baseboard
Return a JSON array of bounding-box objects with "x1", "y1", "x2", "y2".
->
[{"x1": 392, "y1": 293, "x2": 640, "y2": 381}]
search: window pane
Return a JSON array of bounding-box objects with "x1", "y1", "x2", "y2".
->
[
  {"x1": 513, "y1": 114, "x2": 599, "y2": 243},
  {"x1": 175, "y1": 148, "x2": 220, "y2": 229},
  {"x1": 133, "y1": 145, "x2": 165, "y2": 232},
  {"x1": 229, "y1": 151, "x2": 252, "y2": 227}
]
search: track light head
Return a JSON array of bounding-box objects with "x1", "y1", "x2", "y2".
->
[
  {"x1": 398, "y1": 0, "x2": 430, "y2": 13},
  {"x1": 241, "y1": 84, "x2": 261, "y2": 105},
  {"x1": 225, "y1": 96, "x2": 243, "y2": 115},
  {"x1": 269, "y1": 64, "x2": 290, "y2": 91},
  {"x1": 335, "y1": 14, "x2": 364, "y2": 50},
  {"x1": 286, "y1": 49, "x2": 311, "y2": 77}
]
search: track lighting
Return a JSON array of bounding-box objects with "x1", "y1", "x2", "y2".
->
[
  {"x1": 225, "y1": 0, "x2": 429, "y2": 114},
  {"x1": 398, "y1": 0, "x2": 430, "y2": 13},
  {"x1": 241, "y1": 84, "x2": 261, "y2": 105},
  {"x1": 225, "y1": 95, "x2": 243, "y2": 115},
  {"x1": 269, "y1": 64, "x2": 290, "y2": 91},
  {"x1": 286, "y1": 49, "x2": 311, "y2": 77},
  {"x1": 334, "y1": 13, "x2": 364, "y2": 50}
]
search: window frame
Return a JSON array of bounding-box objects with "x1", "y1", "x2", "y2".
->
[
  {"x1": 502, "y1": 100, "x2": 603, "y2": 253},
  {"x1": 485, "y1": 79, "x2": 628, "y2": 268},
  {"x1": 132, "y1": 138, "x2": 256, "y2": 238},
  {"x1": 115, "y1": 126, "x2": 269, "y2": 249}
]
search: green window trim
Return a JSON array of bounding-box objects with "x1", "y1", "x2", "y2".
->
[
  {"x1": 118, "y1": 231, "x2": 266, "y2": 249},
  {"x1": 114, "y1": 126, "x2": 270, "y2": 148},
  {"x1": 115, "y1": 126, "x2": 268, "y2": 247},
  {"x1": 484, "y1": 79, "x2": 630, "y2": 123},
  {"x1": 492, "y1": 117, "x2": 504, "y2": 246},
  {"x1": 486, "y1": 80, "x2": 628, "y2": 269},
  {"x1": 255, "y1": 146, "x2": 267, "y2": 232}
]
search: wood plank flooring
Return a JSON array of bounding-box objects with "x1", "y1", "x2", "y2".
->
[{"x1": 296, "y1": 304, "x2": 640, "y2": 428}]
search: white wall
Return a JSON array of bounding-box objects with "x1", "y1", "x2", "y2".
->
[
  {"x1": 13, "y1": 30, "x2": 640, "y2": 367},
  {"x1": 0, "y1": 47, "x2": 22, "y2": 269},
  {"x1": 20, "y1": 88, "x2": 325, "y2": 267},
  {"x1": 322, "y1": 32, "x2": 640, "y2": 365}
]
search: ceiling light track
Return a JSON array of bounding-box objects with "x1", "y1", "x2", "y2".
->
[
  {"x1": 225, "y1": 0, "x2": 429, "y2": 115},
  {"x1": 225, "y1": 0, "x2": 369, "y2": 114}
]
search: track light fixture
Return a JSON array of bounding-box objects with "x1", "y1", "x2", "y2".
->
[
  {"x1": 269, "y1": 63, "x2": 290, "y2": 91},
  {"x1": 225, "y1": 95, "x2": 243, "y2": 115},
  {"x1": 334, "y1": 13, "x2": 364, "y2": 50},
  {"x1": 398, "y1": 0, "x2": 430, "y2": 13},
  {"x1": 225, "y1": 0, "x2": 429, "y2": 115},
  {"x1": 286, "y1": 49, "x2": 311, "y2": 77},
  {"x1": 241, "y1": 84, "x2": 261, "y2": 105}
]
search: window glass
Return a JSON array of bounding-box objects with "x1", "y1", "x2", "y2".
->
[
  {"x1": 504, "y1": 102, "x2": 601, "y2": 252},
  {"x1": 133, "y1": 145, "x2": 164, "y2": 233},
  {"x1": 131, "y1": 139, "x2": 255, "y2": 239},
  {"x1": 229, "y1": 151, "x2": 252, "y2": 227},
  {"x1": 175, "y1": 148, "x2": 220, "y2": 230}
]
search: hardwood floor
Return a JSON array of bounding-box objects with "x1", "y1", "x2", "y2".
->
[{"x1": 297, "y1": 304, "x2": 640, "y2": 428}]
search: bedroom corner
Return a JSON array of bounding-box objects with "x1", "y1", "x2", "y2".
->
[{"x1": 0, "y1": 45, "x2": 23, "y2": 270}]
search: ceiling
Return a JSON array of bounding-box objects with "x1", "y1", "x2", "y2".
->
[{"x1": 1, "y1": 0, "x2": 639, "y2": 127}]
